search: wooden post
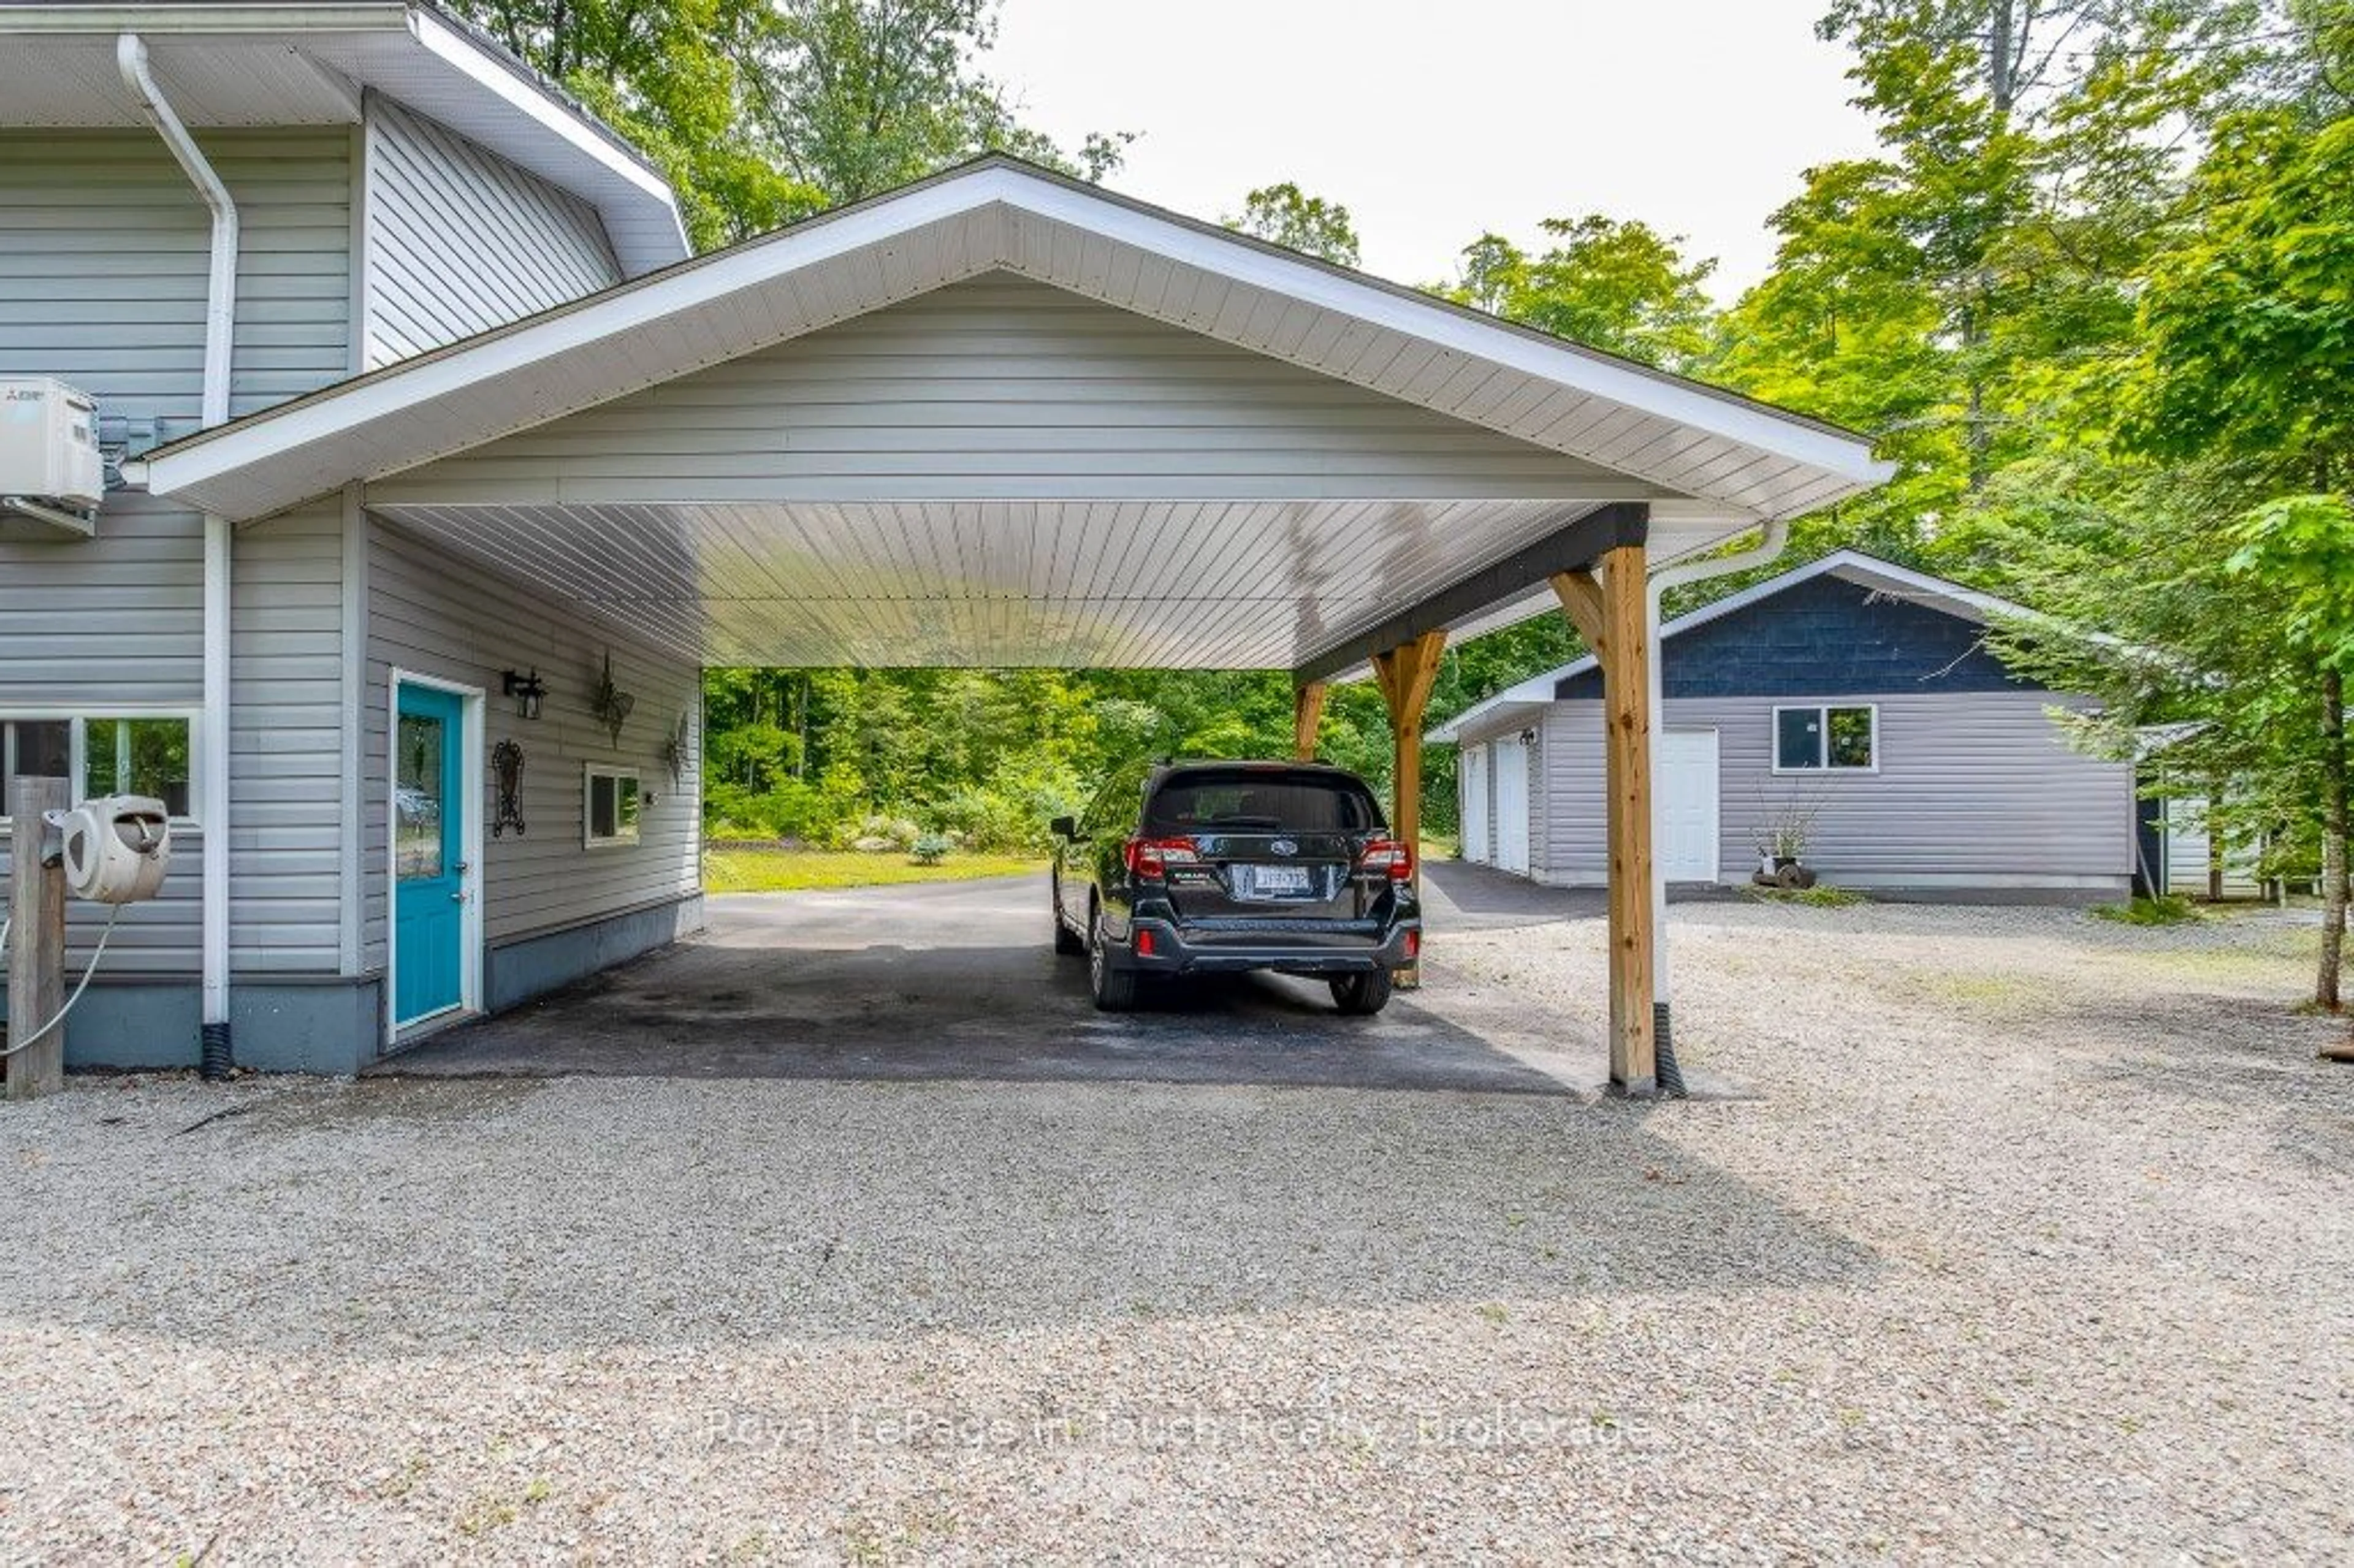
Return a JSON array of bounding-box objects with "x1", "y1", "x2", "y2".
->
[
  {"x1": 1372, "y1": 631, "x2": 1446, "y2": 987},
  {"x1": 1552, "y1": 547, "x2": 1656, "y2": 1094},
  {"x1": 7, "y1": 776, "x2": 69, "y2": 1100},
  {"x1": 1293, "y1": 680, "x2": 1327, "y2": 761}
]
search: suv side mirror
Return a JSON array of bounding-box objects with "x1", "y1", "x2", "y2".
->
[{"x1": 1049, "y1": 815, "x2": 1077, "y2": 839}]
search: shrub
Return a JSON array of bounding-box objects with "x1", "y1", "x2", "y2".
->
[
  {"x1": 910, "y1": 834, "x2": 953, "y2": 865},
  {"x1": 2090, "y1": 894, "x2": 2200, "y2": 926}
]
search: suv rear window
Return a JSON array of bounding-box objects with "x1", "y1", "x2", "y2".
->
[{"x1": 1146, "y1": 768, "x2": 1384, "y2": 833}]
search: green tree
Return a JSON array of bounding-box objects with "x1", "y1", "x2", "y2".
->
[
  {"x1": 1225, "y1": 183, "x2": 1362, "y2": 266},
  {"x1": 444, "y1": 0, "x2": 823, "y2": 247},
  {"x1": 1444, "y1": 216, "x2": 1718, "y2": 371},
  {"x1": 449, "y1": 0, "x2": 1130, "y2": 248},
  {"x1": 2116, "y1": 105, "x2": 2354, "y2": 1004}
]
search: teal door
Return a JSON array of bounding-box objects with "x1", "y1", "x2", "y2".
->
[{"x1": 394, "y1": 683, "x2": 466, "y2": 1024}]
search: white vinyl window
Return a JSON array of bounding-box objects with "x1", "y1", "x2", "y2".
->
[
  {"x1": 1772, "y1": 704, "x2": 1878, "y2": 773},
  {"x1": 0, "y1": 713, "x2": 198, "y2": 821},
  {"x1": 583, "y1": 763, "x2": 642, "y2": 848}
]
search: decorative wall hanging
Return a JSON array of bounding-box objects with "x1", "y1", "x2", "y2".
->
[
  {"x1": 588, "y1": 652, "x2": 635, "y2": 747},
  {"x1": 660, "y1": 712, "x2": 690, "y2": 787},
  {"x1": 491, "y1": 739, "x2": 527, "y2": 837}
]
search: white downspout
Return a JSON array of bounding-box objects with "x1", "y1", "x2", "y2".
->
[
  {"x1": 119, "y1": 34, "x2": 238, "y2": 1066},
  {"x1": 1644, "y1": 519, "x2": 1791, "y2": 1035}
]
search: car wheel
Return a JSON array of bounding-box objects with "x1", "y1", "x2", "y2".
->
[
  {"x1": 1330, "y1": 969, "x2": 1393, "y2": 1016},
  {"x1": 1052, "y1": 873, "x2": 1085, "y2": 954},
  {"x1": 1089, "y1": 903, "x2": 1138, "y2": 1011}
]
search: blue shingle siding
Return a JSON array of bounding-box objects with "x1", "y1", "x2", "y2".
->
[{"x1": 1555, "y1": 573, "x2": 2035, "y2": 699}]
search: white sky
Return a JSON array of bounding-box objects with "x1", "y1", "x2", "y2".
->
[{"x1": 988, "y1": 0, "x2": 1884, "y2": 302}]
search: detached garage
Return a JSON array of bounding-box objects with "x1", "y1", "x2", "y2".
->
[{"x1": 1432, "y1": 551, "x2": 2138, "y2": 896}]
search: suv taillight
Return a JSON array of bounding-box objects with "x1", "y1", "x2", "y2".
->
[
  {"x1": 1124, "y1": 836, "x2": 1201, "y2": 878},
  {"x1": 1357, "y1": 837, "x2": 1412, "y2": 881}
]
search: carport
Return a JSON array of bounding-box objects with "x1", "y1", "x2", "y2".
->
[{"x1": 143, "y1": 156, "x2": 1888, "y2": 1094}]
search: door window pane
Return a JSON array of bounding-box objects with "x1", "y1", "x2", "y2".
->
[
  {"x1": 395, "y1": 714, "x2": 446, "y2": 881},
  {"x1": 1827, "y1": 707, "x2": 1876, "y2": 769},
  {"x1": 84, "y1": 717, "x2": 193, "y2": 814},
  {"x1": 1775, "y1": 707, "x2": 1822, "y2": 770}
]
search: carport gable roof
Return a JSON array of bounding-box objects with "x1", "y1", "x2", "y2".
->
[
  {"x1": 145, "y1": 154, "x2": 1890, "y2": 525},
  {"x1": 1425, "y1": 551, "x2": 2036, "y2": 743}
]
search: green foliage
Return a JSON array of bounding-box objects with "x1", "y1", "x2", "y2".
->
[
  {"x1": 1741, "y1": 883, "x2": 1870, "y2": 908},
  {"x1": 704, "y1": 846, "x2": 1038, "y2": 892},
  {"x1": 909, "y1": 834, "x2": 953, "y2": 865},
  {"x1": 2090, "y1": 894, "x2": 2201, "y2": 926},
  {"x1": 2228, "y1": 495, "x2": 2354, "y2": 671},
  {"x1": 2127, "y1": 112, "x2": 2354, "y2": 479},
  {"x1": 445, "y1": 0, "x2": 1129, "y2": 248},
  {"x1": 1225, "y1": 183, "x2": 1362, "y2": 266},
  {"x1": 701, "y1": 666, "x2": 1402, "y2": 851},
  {"x1": 1444, "y1": 216, "x2": 1718, "y2": 371}
]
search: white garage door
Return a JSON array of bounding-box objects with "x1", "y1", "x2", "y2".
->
[
  {"x1": 1659, "y1": 728, "x2": 1720, "y2": 883},
  {"x1": 1493, "y1": 734, "x2": 1531, "y2": 875},
  {"x1": 1460, "y1": 744, "x2": 1490, "y2": 863}
]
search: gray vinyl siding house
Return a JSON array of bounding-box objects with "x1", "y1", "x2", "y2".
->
[
  {"x1": 0, "y1": 7, "x2": 698, "y2": 1071},
  {"x1": 2, "y1": 7, "x2": 1894, "y2": 1081},
  {"x1": 1434, "y1": 552, "x2": 2136, "y2": 895}
]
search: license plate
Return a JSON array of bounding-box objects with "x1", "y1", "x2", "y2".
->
[{"x1": 1243, "y1": 864, "x2": 1312, "y2": 897}]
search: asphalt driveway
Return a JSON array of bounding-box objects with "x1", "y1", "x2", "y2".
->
[{"x1": 381, "y1": 866, "x2": 1618, "y2": 1094}]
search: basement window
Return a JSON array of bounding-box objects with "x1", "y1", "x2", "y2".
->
[
  {"x1": 584, "y1": 764, "x2": 642, "y2": 848},
  {"x1": 1773, "y1": 705, "x2": 1878, "y2": 772}
]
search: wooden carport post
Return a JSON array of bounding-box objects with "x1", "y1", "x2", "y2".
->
[
  {"x1": 1371, "y1": 631, "x2": 1446, "y2": 987},
  {"x1": 6, "y1": 776, "x2": 69, "y2": 1100},
  {"x1": 1293, "y1": 680, "x2": 1327, "y2": 761},
  {"x1": 1551, "y1": 546, "x2": 1657, "y2": 1094}
]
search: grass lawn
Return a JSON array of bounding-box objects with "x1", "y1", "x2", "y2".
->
[{"x1": 703, "y1": 845, "x2": 1046, "y2": 893}]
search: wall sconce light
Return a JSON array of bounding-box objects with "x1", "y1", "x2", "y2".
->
[{"x1": 503, "y1": 668, "x2": 547, "y2": 721}]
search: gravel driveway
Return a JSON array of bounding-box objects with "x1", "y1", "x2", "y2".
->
[{"x1": 2, "y1": 900, "x2": 2348, "y2": 1561}]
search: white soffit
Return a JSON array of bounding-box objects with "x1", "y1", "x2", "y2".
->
[
  {"x1": 0, "y1": 5, "x2": 687, "y2": 275},
  {"x1": 368, "y1": 497, "x2": 1610, "y2": 669},
  {"x1": 148, "y1": 158, "x2": 1891, "y2": 523}
]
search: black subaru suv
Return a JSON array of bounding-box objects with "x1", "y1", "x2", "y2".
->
[{"x1": 1049, "y1": 759, "x2": 1420, "y2": 1014}]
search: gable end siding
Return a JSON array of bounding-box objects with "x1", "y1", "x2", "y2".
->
[
  {"x1": 363, "y1": 94, "x2": 623, "y2": 369},
  {"x1": 1556, "y1": 573, "x2": 2032, "y2": 701},
  {"x1": 367, "y1": 273, "x2": 1653, "y2": 506}
]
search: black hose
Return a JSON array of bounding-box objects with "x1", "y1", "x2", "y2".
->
[
  {"x1": 1653, "y1": 1003, "x2": 1686, "y2": 1098},
  {"x1": 199, "y1": 1021, "x2": 233, "y2": 1081}
]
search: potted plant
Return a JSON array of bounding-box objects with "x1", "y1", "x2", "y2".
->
[{"x1": 1752, "y1": 801, "x2": 1822, "y2": 888}]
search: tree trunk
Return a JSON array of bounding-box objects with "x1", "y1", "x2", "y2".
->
[
  {"x1": 2321, "y1": 666, "x2": 2348, "y2": 1012},
  {"x1": 1986, "y1": 0, "x2": 2017, "y2": 113}
]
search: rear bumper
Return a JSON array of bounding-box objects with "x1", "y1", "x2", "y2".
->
[{"x1": 1118, "y1": 917, "x2": 1417, "y2": 976}]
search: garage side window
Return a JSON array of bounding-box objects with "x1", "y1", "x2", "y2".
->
[
  {"x1": 584, "y1": 764, "x2": 642, "y2": 848},
  {"x1": 1773, "y1": 705, "x2": 1877, "y2": 772}
]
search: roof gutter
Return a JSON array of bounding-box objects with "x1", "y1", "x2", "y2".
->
[{"x1": 120, "y1": 31, "x2": 237, "y2": 1072}]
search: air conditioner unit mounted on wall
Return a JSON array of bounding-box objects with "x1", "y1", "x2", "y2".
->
[{"x1": 1, "y1": 377, "x2": 104, "y2": 539}]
